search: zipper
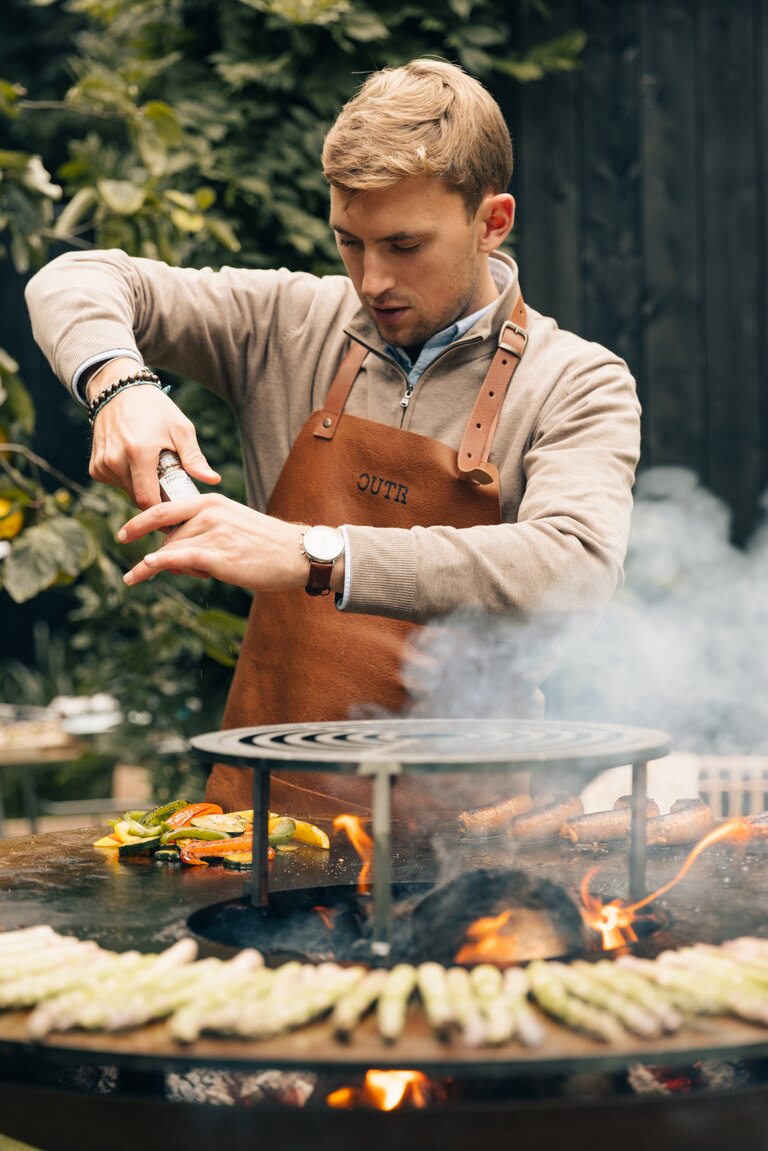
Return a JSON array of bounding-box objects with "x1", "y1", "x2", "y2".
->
[{"x1": 398, "y1": 333, "x2": 486, "y2": 421}]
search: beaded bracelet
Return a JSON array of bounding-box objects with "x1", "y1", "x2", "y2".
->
[{"x1": 88, "y1": 372, "x2": 170, "y2": 428}]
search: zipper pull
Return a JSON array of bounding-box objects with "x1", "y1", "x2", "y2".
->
[{"x1": 400, "y1": 382, "x2": 415, "y2": 411}]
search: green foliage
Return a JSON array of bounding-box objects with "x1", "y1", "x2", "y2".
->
[{"x1": 0, "y1": 0, "x2": 584, "y2": 800}]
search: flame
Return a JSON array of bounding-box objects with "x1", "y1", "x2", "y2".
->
[
  {"x1": 327, "y1": 1070, "x2": 432, "y2": 1111},
  {"x1": 455, "y1": 909, "x2": 520, "y2": 964},
  {"x1": 582, "y1": 816, "x2": 756, "y2": 950},
  {"x1": 333, "y1": 814, "x2": 373, "y2": 892}
]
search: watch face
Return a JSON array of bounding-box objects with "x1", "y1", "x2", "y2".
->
[{"x1": 303, "y1": 525, "x2": 344, "y2": 563}]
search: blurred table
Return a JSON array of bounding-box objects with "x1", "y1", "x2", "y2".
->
[{"x1": 0, "y1": 739, "x2": 84, "y2": 835}]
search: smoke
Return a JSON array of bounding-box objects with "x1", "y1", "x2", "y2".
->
[{"x1": 410, "y1": 467, "x2": 768, "y2": 758}]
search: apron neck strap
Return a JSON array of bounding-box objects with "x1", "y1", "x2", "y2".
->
[
  {"x1": 314, "y1": 293, "x2": 529, "y2": 471},
  {"x1": 456, "y1": 292, "x2": 528, "y2": 485},
  {"x1": 313, "y1": 340, "x2": 368, "y2": 440}
]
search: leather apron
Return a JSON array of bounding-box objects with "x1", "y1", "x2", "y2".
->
[{"x1": 206, "y1": 297, "x2": 530, "y2": 822}]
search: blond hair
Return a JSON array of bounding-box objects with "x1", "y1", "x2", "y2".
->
[{"x1": 322, "y1": 58, "x2": 513, "y2": 216}]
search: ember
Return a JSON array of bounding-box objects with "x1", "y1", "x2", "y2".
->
[
  {"x1": 313, "y1": 905, "x2": 338, "y2": 932},
  {"x1": 412, "y1": 868, "x2": 585, "y2": 966},
  {"x1": 454, "y1": 907, "x2": 571, "y2": 966},
  {"x1": 327, "y1": 1069, "x2": 435, "y2": 1111}
]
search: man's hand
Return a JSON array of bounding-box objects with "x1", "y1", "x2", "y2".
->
[
  {"x1": 87, "y1": 357, "x2": 220, "y2": 508},
  {"x1": 118, "y1": 495, "x2": 346, "y2": 594}
]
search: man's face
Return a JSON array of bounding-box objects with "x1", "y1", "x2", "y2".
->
[{"x1": 330, "y1": 176, "x2": 495, "y2": 352}]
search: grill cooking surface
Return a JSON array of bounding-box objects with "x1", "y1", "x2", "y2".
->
[
  {"x1": 0, "y1": 827, "x2": 766, "y2": 1075},
  {"x1": 191, "y1": 719, "x2": 672, "y2": 774}
]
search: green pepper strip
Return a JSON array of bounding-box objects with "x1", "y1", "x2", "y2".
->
[{"x1": 161, "y1": 827, "x2": 230, "y2": 845}]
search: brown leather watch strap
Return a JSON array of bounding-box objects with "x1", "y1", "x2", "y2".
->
[
  {"x1": 305, "y1": 561, "x2": 333, "y2": 596},
  {"x1": 314, "y1": 341, "x2": 369, "y2": 441},
  {"x1": 457, "y1": 293, "x2": 529, "y2": 484}
]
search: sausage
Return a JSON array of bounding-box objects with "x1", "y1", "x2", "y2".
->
[
  {"x1": 506, "y1": 794, "x2": 583, "y2": 842},
  {"x1": 745, "y1": 811, "x2": 768, "y2": 837},
  {"x1": 644, "y1": 798, "x2": 714, "y2": 847},
  {"x1": 560, "y1": 796, "x2": 660, "y2": 844},
  {"x1": 457, "y1": 793, "x2": 534, "y2": 837}
]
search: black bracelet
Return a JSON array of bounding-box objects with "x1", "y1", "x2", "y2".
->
[
  {"x1": 88, "y1": 372, "x2": 168, "y2": 428},
  {"x1": 88, "y1": 370, "x2": 160, "y2": 416}
]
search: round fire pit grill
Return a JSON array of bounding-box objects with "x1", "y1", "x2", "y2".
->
[{"x1": 190, "y1": 719, "x2": 672, "y2": 956}]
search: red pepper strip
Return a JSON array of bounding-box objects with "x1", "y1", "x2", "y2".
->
[
  {"x1": 164, "y1": 803, "x2": 224, "y2": 830},
  {"x1": 179, "y1": 831, "x2": 257, "y2": 867}
]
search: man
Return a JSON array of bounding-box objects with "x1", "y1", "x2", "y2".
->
[{"x1": 26, "y1": 59, "x2": 641, "y2": 818}]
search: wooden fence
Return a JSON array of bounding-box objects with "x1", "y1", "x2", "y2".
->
[{"x1": 508, "y1": 0, "x2": 768, "y2": 542}]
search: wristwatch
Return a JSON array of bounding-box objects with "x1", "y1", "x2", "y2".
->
[{"x1": 300, "y1": 525, "x2": 345, "y2": 597}]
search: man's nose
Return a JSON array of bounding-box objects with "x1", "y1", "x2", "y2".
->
[{"x1": 361, "y1": 254, "x2": 395, "y2": 300}]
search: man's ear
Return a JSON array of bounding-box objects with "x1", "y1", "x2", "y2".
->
[{"x1": 477, "y1": 193, "x2": 515, "y2": 252}]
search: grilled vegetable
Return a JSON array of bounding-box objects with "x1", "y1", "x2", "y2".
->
[
  {"x1": 268, "y1": 811, "x2": 330, "y2": 850},
  {"x1": 528, "y1": 961, "x2": 626, "y2": 1042},
  {"x1": 117, "y1": 835, "x2": 163, "y2": 857},
  {"x1": 222, "y1": 851, "x2": 254, "y2": 870},
  {"x1": 138, "y1": 800, "x2": 192, "y2": 828},
  {"x1": 112, "y1": 820, "x2": 160, "y2": 845},
  {"x1": 417, "y1": 962, "x2": 456, "y2": 1040},
  {"x1": 92, "y1": 833, "x2": 120, "y2": 849},
  {"x1": 153, "y1": 848, "x2": 182, "y2": 863},
  {"x1": 332, "y1": 968, "x2": 388, "y2": 1040},
  {"x1": 161, "y1": 827, "x2": 230, "y2": 845},
  {"x1": 190, "y1": 813, "x2": 247, "y2": 835},
  {"x1": 269, "y1": 817, "x2": 297, "y2": 846},
  {"x1": 179, "y1": 831, "x2": 254, "y2": 867},
  {"x1": 164, "y1": 803, "x2": 224, "y2": 830},
  {"x1": 377, "y1": 963, "x2": 417, "y2": 1043},
  {"x1": 557, "y1": 962, "x2": 665, "y2": 1038},
  {"x1": 445, "y1": 966, "x2": 486, "y2": 1046}
]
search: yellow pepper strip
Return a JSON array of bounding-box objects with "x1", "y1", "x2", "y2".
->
[
  {"x1": 290, "y1": 819, "x2": 330, "y2": 850},
  {"x1": 227, "y1": 810, "x2": 330, "y2": 849},
  {"x1": 92, "y1": 833, "x2": 121, "y2": 849}
]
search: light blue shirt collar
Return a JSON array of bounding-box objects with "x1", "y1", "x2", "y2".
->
[
  {"x1": 386, "y1": 299, "x2": 497, "y2": 387},
  {"x1": 385, "y1": 257, "x2": 514, "y2": 387}
]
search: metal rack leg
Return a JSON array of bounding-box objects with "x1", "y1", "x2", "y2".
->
[
  {"x1": 366, "y1": 762, "x2": 399, "y2": 960},
  {"x1": 629, "y1": 760, "x2": 648, "y2": 903},
  {"x1": 250, "y1": 764, "x2": 271, "y2": 908},
  {"x1": 22, "y1": 767, "x2": 38, "y2": 835}
]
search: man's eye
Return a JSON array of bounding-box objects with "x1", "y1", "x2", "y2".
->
[
  {"x1": 338, "y1": 238, "x2": 360, "y2": 248},
  {"x1": 392, "y1": 244, "x2": 421, "y2": 254}
]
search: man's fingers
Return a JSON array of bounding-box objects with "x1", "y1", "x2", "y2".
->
[
  {"x1": 117, "y1": 497, "x2": 204, "y2": 542},
  {"x1": 123, "y1": 546, "x2": 212, "y2": 586},
  {"x1": 131, "y1": 473, "x2": 163, "y2": 510},
  {"x1": 173, "y1": 430, "x2": 221, "y2": 484}
]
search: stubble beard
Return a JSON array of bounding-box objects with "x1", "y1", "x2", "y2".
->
[{"x1": 372, "y1": 271, "x2": 482, "y2": 352}]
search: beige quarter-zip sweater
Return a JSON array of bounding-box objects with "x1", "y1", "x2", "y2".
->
[{"x1": 25, "y1": 249, "x2": 640, "y2": 624}]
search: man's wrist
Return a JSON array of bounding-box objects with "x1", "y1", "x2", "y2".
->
[
  {"x1": 85, "y1": 356, "x2": 149, "y2": 404},
  {"x1": 76, "y1": 354, "x2": 145, "y2": 405}
]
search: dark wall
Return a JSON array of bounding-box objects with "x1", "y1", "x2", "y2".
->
[{"x1": 510, "y1": 0, "x2": 768, "y2": 542}]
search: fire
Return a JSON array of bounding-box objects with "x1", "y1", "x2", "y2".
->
[
  {"x1": 333, "y1": 814, "x2": 373, "y2": 892},
  {"x1": 455, "y1": 909, "x2": 519, "y2": 965},
  {"x1": 327, "y1": 1069, "x2": 432, "y2": 1111},
  {"x1": 582, "y1": 816, "x2": 758, "y2": 950}
]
